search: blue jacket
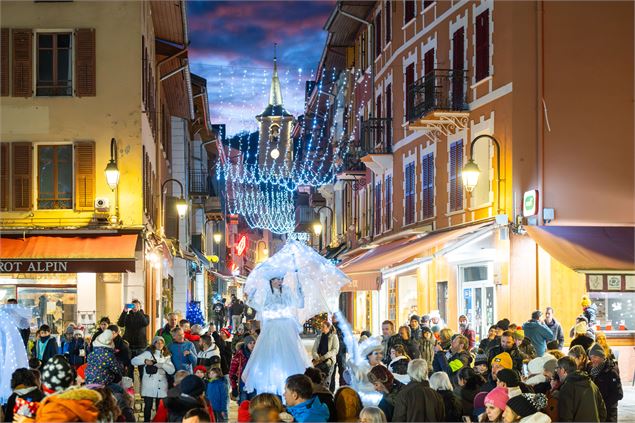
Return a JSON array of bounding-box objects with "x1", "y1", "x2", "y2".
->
[
  {"x1": 168, "y1": 340, "x2": 198, "y2": 372},
  {"x1": 287, "y1": 397, "x2": 330, "y2": 423},
  {"x1": 522, "y1": 320, "x2": 554, "y2": 357},
  {"x1": 206, "y1": 378, "x2": 229, "y2": 413},
  {"x1": 67, "y1": 338, "x2": 86, "y2": 366}
]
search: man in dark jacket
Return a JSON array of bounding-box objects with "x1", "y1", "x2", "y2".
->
[
  {"x1": 522, "y1": 310, "x2": 554, "y2": 357},
  {"x1": 330, "y1": 313, "x2": 348, "y2": 388},
  {"x1": 557, "y1": 356, "x2": 607, "y2": 422},
  {"x1": 212, "y1": 327, "x2": 233, "y2": 376},
  {"x1": 588, "y1": 343, "x2": 622, "y2": 422},
  {"x1": 487, "y1": 330, "x2": 524, "y2": 373},
  {"x1": 212, "y1": 299, "x2": 226, "y2": 330},
  {"x1": 117, "y1": 299, "x2": 149, "y2": 378},
  {"x1": 108, "y1": 324, "x2": 131, "y2": 375},
  {"x1": 434, "y1": 334, "x2": 471, "y2": 387},
  {"x1": 544, "y1": 307, "x2": 565, "y2": 349},
  {"x1": 381, "y1": 320, "x2": 401, "y2": 366},
  {"x1": 408, "y1": 315, "x2": 423, "y2": 341},
  {"x1": 393, "y1": 359, "x2": 445, "y2": 422}
]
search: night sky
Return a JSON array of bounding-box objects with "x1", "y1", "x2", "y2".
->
[{"x1": 187, "y1": 1, "x2": 335, "y2": 135}]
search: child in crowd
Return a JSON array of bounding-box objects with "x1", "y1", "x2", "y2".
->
[
  {"x1": 205, "y1": 367, "x2": 229, "y2": 422},
  {"x1": 194, "y1": 365, "x2": 208, "y2": 379},
  {"x1": 34, "y1": 325, "x2": 58, "y2": 366}
]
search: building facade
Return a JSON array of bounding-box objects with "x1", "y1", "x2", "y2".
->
[{"x1": 316, "y1": 0, "x2": 634, "y2": 379}]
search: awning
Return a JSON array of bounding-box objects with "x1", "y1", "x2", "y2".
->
[
  {"x1": 0, "y1": 234, "x2": 138, "y2": 273},
  {"x1": 341, "y1": 271, "x2": 381, "y2": 292},
  {"x1": 191, "y1": 247, "x2": 210, "y2": 269},
  {"x1": 325, "y1": 243, "x2": 347, "y2": 260},
  {"x1": 340, "y1": 222, "x2": 493, "y2": 276},
  {"x1": 525, "y1": 226, "x2": 635, "y2": 272}
]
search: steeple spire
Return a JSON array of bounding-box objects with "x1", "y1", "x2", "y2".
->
[{"x1": 268, "y1": 43, "x2": 283, "y2": 106}]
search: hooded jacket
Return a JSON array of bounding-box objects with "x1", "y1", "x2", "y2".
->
[
  {"x1": 117, "y1": 309, "x2": 150, "y2": 350},
  {"x1": 229, "y1": 343, "x2": 251, "y2": 391},
  {"x1": 393, "y1": 380, "x2": 445, "y2": 422},
  {"x1": 197, "y1": 343, "x2": 221, "y2": 368},
  {"x1": 206, "y1": 377, "x2": 229, "y2": 414},
  {"x1": 522, "y1": 320, "x2": 554, "y2": 357},
  {"x1": 590, "y1": 360, "x2": 623, "y2": 422},
  {"x1": 287, "y1": 397, "x2": 330, "y2": 423},
  {"x1": 558, "y1": 370, "x2": 607, "y2": 422},
  {"x1": 85, "y1": 346, "x2": 123, "y2": 386},
  {"x1": 34, "y1": 387, "x2": 102, "y2": 422},
  {"x1": 168, "y1": 340, "x2": 198, "y2": 373},
  {"x1": 583, "y1": 303, "x2": 598, "y2": 325}
]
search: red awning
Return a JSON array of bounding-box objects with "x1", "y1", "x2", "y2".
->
[
  {"x1": 525, "y1": 226, "x2": 635, "y2": 271},
  {"x1": 340, "y1": 222, "x2": 493, "y2": 275},
  {"x1": 0, "y1": 234, "x2": 139, "y2": 273}
]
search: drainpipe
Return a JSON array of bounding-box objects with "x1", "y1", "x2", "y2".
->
[{"x1": 535, "y1": 0, "x2": 545, "y2": 309}]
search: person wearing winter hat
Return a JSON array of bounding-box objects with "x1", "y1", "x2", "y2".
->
[
  {"x1": 503, "y1": 393, "x2": 550, "y2": 422},
  {"x1": 164, "y1": 375, "x2": 215, "y2": 422},
  {"x1": 487, "y1": 331, "x2": 524, "y2": 374},
  {"x1": 474, "y1": 353, "x2": 489, "y2": 376},
  {"x1": 580, "y1": 295, "x2": 597, "y2": 326},
  {"x1": 569, "y1": 322, "x2": 594, "y2": 351},
  {"x1": 408, "y1": 315, "x2": 423, "y2": 341},
  {"x1": 482, "y1": 386, "x2": 509, "y2": 422},
  {"x1": 85, "y1": 329, "x2": 123, "y2": 386},
  {"x1": 588, "y1": 343, "x2": 623, "y2": 422},
  {"x1": 40, "y1": 356, "x2": 74, "y2": 393},
  {"x1": 525, "y1": 354, "x2": 555, "y2": 389},
  {"x1": 367, "y1": 365, "x2": 404, "y2": 422},
  {"x1": 66, "y1": 329, "x2": 87, "y2": 369},
  {"x1": 194, "y1": 365, "x2": 208, "y2": 378},
  {"x1": 229, "y1": 332, "x2": 256, "y2": 403}
]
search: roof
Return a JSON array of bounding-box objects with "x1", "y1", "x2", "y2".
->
[{"x1": 258, "y1": 51, "x2": 294, "y2": 118}]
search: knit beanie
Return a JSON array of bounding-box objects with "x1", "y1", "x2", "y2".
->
[
  {"x1": 496, "y1": 369, "x2": 521, "y2": 387},
  {"x1": 41, "y1": 356, "x2": 75, "y2": 393},
  {"x1": 484, "y1": 387, "x2": 509, "y2": 411},
  {"x1": 93, "y1": 329, "x2": 115, "y2": 348},
  {"x1": 506, "y1": 393, "x2": 548, "y2": 418},
  {"x1": 512, "y1": 330, "x2": 525, "y2": 342},
  {"x1": 528, "y1": 354, "x2": 555, "y2": 375},
  {"x1": 491, "y1": 352, "x2": 513, "y2": 370},
  {"x1": 475, "y1": 353, "x2": 489, "y2": 367},
  {"x1": 581, "y1": 296, "x2": 592, "y2": 308},
  {"x1": 368, "y1": 365, "x2": 394, "y2": 388},
  {"x1": 575, "y1": 321, "x2": 588, "y2": 335},
  {"x1": 410, "y1": 314, "x2": 420, "y2": 323},
  {"x1": 588, "y1": 343, "x2": 606, "y2": 359},
  {"x1": 243, "y1": 335, "x2": 256, "y2": 345},
  {"x1": 151, "y1": 335, "x2": 165, "y2": 346},
  {"x1": 193, "y1": 365, "x2": 208, "y2": 374},
  {"x1": 180, "y1": 375, "x2": 206, "y2": 397}
]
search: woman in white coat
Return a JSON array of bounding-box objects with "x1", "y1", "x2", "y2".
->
[{"x1": 131, "y1": 336, "x2": 176, "y2": 421}]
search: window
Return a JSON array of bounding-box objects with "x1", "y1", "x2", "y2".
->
[
  {"x1": 405, "y1": 63, "x2": 414, "y2": 120},
  {"x1": 589, "y1": 291, "x2": 635, "y2": 333},
  {"x1": 37, "y1": 145, "x2": 73, "y2": 209},
  {"x1": 452, "y1": 27, "x2": 465, "y2": 108},
  {"x1": 404, "y1": 0, "x2": 415, "y2": 24},
  {"x1": 422, "y1": 153, "x2": 434, "y2": 218},
  {"x1": 449, "y1": 140, "x2": 464, "y2": 211},
  {"x1": 385, "y1": 1, "x2": 391, "y2": 44},
  {"x1": 385, "y1": 175, "x2": 392, "y2": 230},
  {"x1": 385, "y1": 84, "x2": 392, "y2": 149},
  {"x1": 423, "y1": 0, "x2": 435, "y2": 9},
  {"x1": 475, "y1": 10, "x2": 490, "y2": 82},
  {"x1": 388, "y1": 278, "x2": 397, "y2": 321},
  {"x1": 375, "y1": 12, "x2": 382, "y2": 58},
  {"x1": 404, "y1": 162, "x2": 415, "y2": 225},
  {"x1": 36, "y1": 33, "x2": 72, "y2": 96},
  {"x1": 374, "y1": 182, "x2": 382, "y2": 235}
]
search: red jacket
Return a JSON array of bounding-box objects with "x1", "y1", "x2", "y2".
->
[
  {"x1": 152, "y1": 398, "x2": 215, "y2": 422},
  {"x1": 184, "y1": 331, "x2": 201, "y2": 343},
  {"x1": 229, "y1": 346, "x2": 249, "y2": 391}
]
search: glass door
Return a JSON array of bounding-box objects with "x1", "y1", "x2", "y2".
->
[{"x1": 459, "y1": 263, "x2": 495, "y2": 342}]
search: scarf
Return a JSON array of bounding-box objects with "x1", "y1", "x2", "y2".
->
[
  {"x1": 317, "y1": 333, "x2": 330, "y2": 357},
  {"x1": 36, "y1": 337, "x2": 51, "y2": 360},
  {"x1": 590, "y1": 361, "x2": 605, "y2": 378}
]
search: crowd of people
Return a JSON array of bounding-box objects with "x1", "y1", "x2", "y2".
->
[{"x1": 1, "y1": 294, "x2": 625, "y2": 423}]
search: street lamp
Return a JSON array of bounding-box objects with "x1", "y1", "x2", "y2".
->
[
  {"x1": 313, "y1": 205, "x2": 333, "y2": 252},
  {"x1": 161, "y1": 178, "x2": 188, "y2": 219},
  {"x1": 257, "y1": 240, "x2": 268, "y2": 262},
  {"x1": 105, "y1": 138, "x2": 120, "y2": 191},
  {"x1": 213, "y1": 232, "x2": 222, "y2": 244},
  {"x1": 312, "y1": 221, "x2": 323, "y2": 236},
  {"x1": 462, "y1": 134, "x2": 503, "y2": 212}
]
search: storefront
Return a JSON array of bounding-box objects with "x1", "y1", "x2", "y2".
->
[{"x1": 0, "y1": 233, "x2": 140, "y2": 335}]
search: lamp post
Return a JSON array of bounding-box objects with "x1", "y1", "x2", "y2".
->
[
  {"x1": 161, "y1": 178, "x2": 188, "y2": 219},
  {"x1": 462, "y1": 134, "x2": 503, "y2": 213},
  {"x1": 312, "y1": 205, "x2": 333, "y2": 252},
  {"x1": 104, "y1": 138, "x2": 120, "y2": 224},
  {"x1": 204, "y1": 219, "x2": 224, "y2": 266}
]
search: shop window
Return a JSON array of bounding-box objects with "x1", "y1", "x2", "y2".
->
[
  {"x1": 18, "y1": 286, "x2": 77, "y2": 335},
  {"x1": 589, "y1": 291, "x2": 635, "y2": 333},
  {"x1": 0, "y1": 285, "x2": 16, "y2": 302},
  {"x1": 36, "y1": 33, "x2": 72, "y2": 96},
  {"x1": 38, "y1": 145, "x2": 73, "y2": 209}
]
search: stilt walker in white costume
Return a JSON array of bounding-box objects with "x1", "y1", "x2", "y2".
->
[
  {"x1": 0, "y1": 304, "x2": 31, "y2": 404},
  {"x1": 240, "y1": 239, "x2": 350, "y2": 398}
]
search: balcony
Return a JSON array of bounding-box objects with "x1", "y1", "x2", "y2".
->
[
  {"x1": 204, "y1": 196, "x2": 223, "y2": 221},
  {"x1": 407, "y1": 69, "x2": 469, "y2": 137},
  {"x1": 360, "y1": 117, "x2": 393, "y2": 174},
  {"x1": 189, "y1": 170, "x2": 213, "y2": 197},
  {"x1": 336, "y1": 151, "x2": 367, "y2": 183}
]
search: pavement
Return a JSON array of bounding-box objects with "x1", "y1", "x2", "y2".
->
[{"x1": 619, "y1": 385, "x2": 635, "y2": 422}]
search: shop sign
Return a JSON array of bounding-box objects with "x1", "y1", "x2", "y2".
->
[
  {"x1": 523, "y1": 190, "x2": 539, "y2": 217},
  {"x1": 0, "y1": 259, "x2": 135, "y2": 273},
  {"x1": 235, "y1": 235, "x2": 247, "y2": 256},
  {"x1": 586, "y1": 273, "x2": 635, "y2": 292}
]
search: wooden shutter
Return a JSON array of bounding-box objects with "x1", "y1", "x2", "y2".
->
[
  {"x1": 385, "y1": 2, "x2": 391, "y2": 44},
  {"x1": 450, "y1": 141, "x2": 464, "y2": 211},
  {"x1": 386, "y1": 84, "x2": 392, "y2": 149},
  {"x1": 405, "y1": 163, "x2": 415, "y2": 224},
  {"x1": 385, "y1": 175, "x2": 392, "y2": 229},
  {"x1": 75, "y1": 28, "x2": 96, "y2": 97},
  {"x1": 374, "y1": 182, "x2": 382, "y2": 235},
  {"x1": 74, "y1": 141, "x2": 95, "y2": 210},
  {"x1": 475, "y1": 10, "x2": 490, "y2": 81},
  {"x1": 12, "y1": 142, "x2": 32, "y2": 210},
  {"x1": 374, "y1": 12, "x2": 381, "y2": 58},
  {"x1": 452, "y1": 28, "x2": 465, "y2": 109},
  {"x1": 405, "y1": 63, "x2": 414, "y2": 119},
  {"x1": 0, "y1": 143, "x2": 9, "y2": 210},
  {"x1": 450, "y1": 143, "x2": 457, "y2": 211},
  {"x1": 422, "y1": 153, "x2": 434, "y2": 218},
  {"x1": 12, "y1": 29, "x2": 32, "y2": 97},
  {"x1": 1, "y1": 29, "x2": 9, "y2": 97}
]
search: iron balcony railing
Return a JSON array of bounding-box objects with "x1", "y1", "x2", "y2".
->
[
  {"x1": 407, "y1": 69, "x2": 469, "y2": 122},
  {"x1": 338, "y1": 151, "x2": 366, "y2": 173},
  {"x1": 189, "y1": 170, "x2": 213, "y2": 196},
  {"x1": 361, "y1": 118, "x2": 393, "y2": 154}
]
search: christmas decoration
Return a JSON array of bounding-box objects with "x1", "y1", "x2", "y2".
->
[{"x1": 186, "y1": 301, "x2": 205, "y2": 326}]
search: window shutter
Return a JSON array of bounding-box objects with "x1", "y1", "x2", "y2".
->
[
  {"x1": 457, "y1": 141, "x2": 464, "y2": 209},
  {"x1": 75, "y1": 28, "x2": 96, "y2": 97},
  {"x1": 12, "y1": 142, "x2": 32, "y2": 210},
  {"x1": 74, "y1": 141, "x2": 95, "y2": 211},
  {"x1": 375, "y1": 12, "x2": 381, "y2": 58},
  {"x1": 1, "y1": 29, "x2": 9, "y2": 97},
  {"x1": 405, "y1": 63, "x2": 414, "y2": 119},
  {"x1": 164, "y1": 195, "x2": 179, "y2": 239},
  {"x1": 11, "y1": 29, "x2": 32, "y2": 97},
  {"x1": 422, "y1": 153, "x2": 434, "y2": 218},
  {"x1": 1, "y1": 143, "x2": 9, "y2": 210},
  {"x1": 385, "y1": 2, "x2": 391, "y2": 44},
  {"x1": 475, "y1": 10, "x2": 490, "y2": 81},
  {"x1": 385, "y1": 175, "x2": 392, "y2": 229},
  {"x1": 450, "y1": 143, "x2": 457, "y2": 211}
]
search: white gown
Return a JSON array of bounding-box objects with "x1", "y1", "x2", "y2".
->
[
  {"x1": 0, "y1": 305, "x2": 31, "y2": 404},
  {"x1": 241, "y1": 285, "x2": 311, "y2": 396}
]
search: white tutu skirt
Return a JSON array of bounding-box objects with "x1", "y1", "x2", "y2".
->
[{"x1": 241, "y1": 317, "x2": 311, "y2": 396}]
